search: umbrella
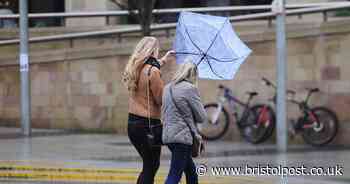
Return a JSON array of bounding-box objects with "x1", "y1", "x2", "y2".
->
[{"x1": 173, "y1": 12, "x2": 252, "y2": 80}]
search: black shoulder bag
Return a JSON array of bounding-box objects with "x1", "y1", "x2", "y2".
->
[{"x1": 169, "y1": 84, "x2": 204, "y2": 158}]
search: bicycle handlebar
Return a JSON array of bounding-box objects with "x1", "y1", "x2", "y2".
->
[
  {"x1": 261, "y1": 77, "x2": 276, "y2": 89},
  {"x1": 307, "y1": 88, "x2": 320, "y2": 93},
  {"x1": 261, "y1": 77, "x2": 320, "y2": 106},
  {"x1": 287, "y1": 89, "x2": 296, "y2": 95},
  {"x1": 305, "y1": 88, "x2": 320, "y2": 103}
]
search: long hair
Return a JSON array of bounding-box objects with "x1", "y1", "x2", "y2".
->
[
  {"x1": 123, "y1": 37, "x2": 160, "y2": 92},
  {"x1": 172, "y1": 58, "x2": 198, "y2": 86}
]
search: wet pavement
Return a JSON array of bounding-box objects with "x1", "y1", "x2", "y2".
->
[
  {"x1": 0, "y1": 128, "x2": 349, "y2": 184},
  {"x1": 0, "y1": 128, "x2": 72, "y2": 140},
  {"x1": 0, "y1": 179, "x2": 348, "y2": 184}
]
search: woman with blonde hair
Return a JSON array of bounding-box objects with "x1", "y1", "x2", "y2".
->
[
  {"x1": 123, "y1": 36, "x2": 174, "y2": 184},
  {"x1": 162, "y1": 60, "x2": 207, "y2": 184}
]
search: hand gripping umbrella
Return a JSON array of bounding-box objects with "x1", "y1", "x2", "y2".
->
[{"x1": 173, "y1": 12, "x2": 252, "y2": 80}]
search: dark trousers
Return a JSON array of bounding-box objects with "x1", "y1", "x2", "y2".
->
[
  {"x1": 128, "y1": 114, "x2": 161, "y2": 184},
  {"x1": 165, "y1": 143, "x2": 198, "y2": 184}
]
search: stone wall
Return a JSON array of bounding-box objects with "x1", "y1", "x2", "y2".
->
[{"x1": 0, "y1": 19, "x2": 350, "y2": 143}]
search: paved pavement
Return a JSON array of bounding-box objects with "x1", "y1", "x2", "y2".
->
[{"x1": 0, "y1": 128, "x2": 349, "y2": 184}]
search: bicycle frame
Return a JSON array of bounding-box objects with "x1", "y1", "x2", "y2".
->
[
  {"x1": 261, "y1": 77, "x2": 321, "y2": 131},
  {"x1": 289, "y1": 97, "x2": 320, "y2": 131},
  {"x1": 212, "y1": 85, "x2": 254, "y2": 126},
  {"x1": 256, "y1": 106, "x2": 271, "y2": 126}
]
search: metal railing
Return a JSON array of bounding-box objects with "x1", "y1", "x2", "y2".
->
[
  {"x1": 0, "y1": 2, "x2": 350, "y2": 46},
  {"x1": 0, "y1": 2, "x2": 348, "y2": 19}
]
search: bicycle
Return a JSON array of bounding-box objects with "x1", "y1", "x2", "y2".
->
[
  {"x1": 198, "y1": 84, "x2": 275, "y2": 144},
  {"x1": 260, "y1": 77, "x2": 339, "y2": 146}
]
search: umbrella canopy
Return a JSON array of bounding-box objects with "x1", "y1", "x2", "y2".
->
[{"x1": 173, "y1": 12, "x2": 252, "y2": 80}]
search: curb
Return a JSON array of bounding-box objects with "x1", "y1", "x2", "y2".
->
[
  {"x1": 0, "y1": 172, "x2": 154, "y2": 183},
  {"x1": 0, "y1": 165, "x2": 149, "y2": 183},
  {"x1": 0, "y1": 164, "x2": 269, "y2": 184},
  {"x1": 0, "y1": 164, "x2": 220, "y2": 183},
  {"x1": 0, "y1": 164, "x2": 150, "y2": 183},
  {"x1": 0, "y1": 165, "x2": 141, "y2": 174}
]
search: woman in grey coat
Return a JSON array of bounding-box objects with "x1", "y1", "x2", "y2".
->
[{"x1": 162, "y1": 61, "x2": 207, "y2": 184}]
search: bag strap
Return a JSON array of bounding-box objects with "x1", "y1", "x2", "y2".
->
[
  {"x1": 169, "y1": 83, "x2": 197, "y2": 138},
  {"x1": 145, "y1": 57, "x2": 162, "y2": 132},
  {"x1": 146, "y1": 65, "x2": 153, "y2": 134}
]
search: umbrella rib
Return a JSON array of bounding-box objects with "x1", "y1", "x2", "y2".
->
[
  {"x1": 183, "y1": 23, "x2": 206, "y2": 56},
  {"x1": 204, "y1": 56, "x2": 225, "y2": 79},
  {"x1": 175, "y1": 52, "x2": 202, "y2": 56},
  {"x1": 203, "y1": 18, "x2": 228, "y2": 57},
  {"x1": 196, "y1": 55, "x2": 206, "y2": 66},
  {"x1": 206, "y1": 54, "x2": 240, "y2": 63}
]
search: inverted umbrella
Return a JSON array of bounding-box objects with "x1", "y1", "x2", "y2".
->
[{"x1": 173, "y1": 12, "x2": 252, "y2": 80}]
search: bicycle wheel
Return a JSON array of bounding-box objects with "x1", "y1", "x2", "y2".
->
[
  {"x1": 302, "y1": 107, "x2": 338, "y2": 146},
  {"x1": 198, "y1": 103, "x2": 230, "y2": 141},
  {"x1": 242, "y1": 104, "x2": 275, "y2": 144}
]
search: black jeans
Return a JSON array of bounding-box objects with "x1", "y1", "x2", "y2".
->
[
  {"x1": 128, "y1": 113, "x2": 161, "y2": 184},
  {"x1": 165, "y1": 143, "x2": 198, "y2": 184}
]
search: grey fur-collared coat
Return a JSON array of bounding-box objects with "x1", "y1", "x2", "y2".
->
[{"x1": 161, "y1": 81, "x2": 207, "y2": 145}]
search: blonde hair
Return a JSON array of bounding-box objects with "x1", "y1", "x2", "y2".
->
[
  {"x1": 172, "y1": 58, "x2": 198, "y2": 86},
  {"x1": 123, "y1": 37, "x2": 160, "y2": 92}
]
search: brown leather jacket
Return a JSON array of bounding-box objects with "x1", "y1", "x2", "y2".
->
[{"x1": 129, "y1": 64, "x2": 164, "y2": 119}]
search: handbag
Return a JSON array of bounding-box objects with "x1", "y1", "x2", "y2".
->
[
  {"x1": 169, "y1": 83, "x2": 204, "y2": 158},
  {"x1": 145, "y1": 63, "x2": 163, "y2": 147}
]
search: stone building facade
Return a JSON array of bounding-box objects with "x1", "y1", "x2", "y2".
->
[
  {"x1": 0, "y1": 0, "x2": 285, "y2": 27},
  {"x1": 0, "y1": 17, "x2": 350, "y2": 143}
]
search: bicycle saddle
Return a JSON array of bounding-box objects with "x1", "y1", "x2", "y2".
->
[
  {"x1": 287, "y1": 90, "x2": 296, "y2": 95},
  {"x1": 307, "y1": 88, "x2": 320, "y2": 93},
  {"x1": 218, "y1": 84, "x2": 225, "y2": 89},
  {"x1": 246, "y1": 91, "x2": 258, "y2": 97}
]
